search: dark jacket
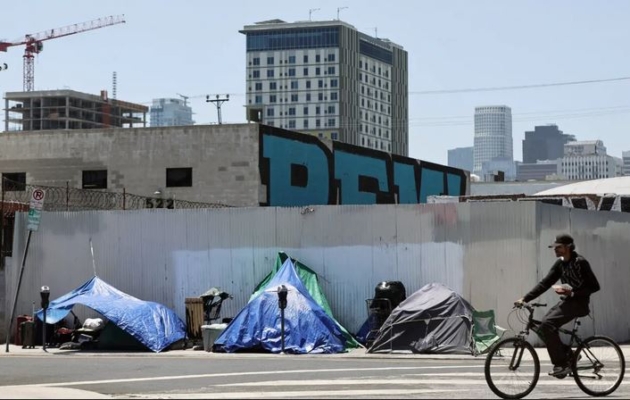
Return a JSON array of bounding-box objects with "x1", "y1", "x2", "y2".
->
[{"x1": 523, "y1": 252, "x2": 600, "y2": 306}]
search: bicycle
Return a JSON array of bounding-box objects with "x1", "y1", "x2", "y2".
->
[{"x1": 484, "y1": 302, "x2": 625, "y2": 399}]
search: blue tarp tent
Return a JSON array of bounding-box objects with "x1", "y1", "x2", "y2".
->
[
  {"x1": 213, "y1": 258, "x2": 347, "y2": 354},
  {"x1": 35, "y1": 276, "x2": 186, "y2": 352}
]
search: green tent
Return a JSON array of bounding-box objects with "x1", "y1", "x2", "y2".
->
[{"x1": 251, "y1": 252, "x2": 361, "y2": 349}]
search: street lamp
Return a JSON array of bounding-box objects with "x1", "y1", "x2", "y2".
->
[
  {"x1": 40, "y1": 286, "x2": 50, "y2": 352},
  {"x1": 277, "y1": 285, "x2": 288, "y2": 354}
]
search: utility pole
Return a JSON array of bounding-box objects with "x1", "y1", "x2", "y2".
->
[
  {"x1": 336, "y1": 7, "x2": 348, "y2": 20},
  {"x1": 309, "y1": 8, "x2": 320, "y2": 21},
  {"x1": 206, "y1": 94, "x2": 229, "y2": 124}
]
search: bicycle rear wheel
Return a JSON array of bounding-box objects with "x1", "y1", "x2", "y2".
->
[
  {"x1": 572, "y1": 335, "x2": 625, "y2": 396},
  {"x1": 485, "y1": 337, "x2": 540, "y2": 399}
]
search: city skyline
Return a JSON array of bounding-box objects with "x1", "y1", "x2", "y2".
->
[{"x1": 1, "y1": 1, "x2": 629, "y2": 165}]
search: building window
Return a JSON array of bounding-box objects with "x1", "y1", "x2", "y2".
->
[
  {"x1": 331, "y1": 92, "x2": 338, "y2": 100},
  {"x1": 330, "y1": 79, "x2": 338, "y2": 87},
  {"x1": 303, "y1": 67, "x2": 309, "y2": 76},
  {"x1": 291, "y1": 94, "x2": 298, "y2": 102},
  {"x1": 316, "y1": 119, "x2": 321, "y2": 127},
  {"x1": 290, "y1": 81, "x2": 298, "y2": 89},
  {"x1": 327, "y1": 118, "x2": 335, "y2": 127},
  {"x1": 288, "y1": 68, "x2": 296, "y2": 76},
  {"x1": 269, "y1": 82, "x2": 277, "y2": 90},
  {"x1": 288, "y1": 55, "x2": 296, "y2": 64},
  {"x1": 267, "y1": 56, "x2": 274, "y2": 65},
  {"x1": 328, "y1": 54, "x2": 336, "y2": 62},
  {"x1": 255, "y1": 95, "x2": 262, "y2": 104},
  {"x1": 269, "y1": 95, "x2": 277, "y2": 103},
  {"x1": 303, "y1": 106, "x2": 309, "y2": 115},
  {"x1": 82, "y1": 170, "x2": 107, "y2": 189},
  {"x1": 331, "y1": 132, "x2": 338, "y2": 140},
  {"x1": 306, "y1": 81, "x2": 311, "y2": 89},
  {"x1": 166, "y1": 168, "x2": 192, "y2": 187},
  {"x1": 253, "y1": 70, "x2": 260, "y2": 78},
  {"x1": 2, "y1": 172, "x2": 26, "y2": 191},
  {"x1": 316, "y1": 106, "x2": 321, "y2": 115},
  {"x1": 253, "y1": 57, "x2": 260, "y2": 65},
  {"x1": 267, "y1": 70, "x2": 274, "y2": 78},
  {"x1": 303, "y1": 119, "x2": 309, "y2": 128},
  {"x1": 267, "y1": 108, "x2": 275, "y2": 117},
  {"x1": 255, "y1": 82, "x2": 262, "y2": 91},
  {"x1": 318, "y1": 93, "x2": 323, "y2": 101},
  {"x1": 327, "y1": 66, "x2": 335, "y2": 74},
  {"x1": 318, "y1": 79, "x2": 324, "y2": 88},
  {"x1": 303, "y1": 55, "x2": 308, "y2": 63},
  {"x1": 316, "y1": 67, "x2": 321, "y2": 76},
  {"x1": 306, "y1": 93, "x2": 311, "y2": 101},
  {"x1": 327, "y1": 105, "x2": 335, "y2": 114},
  {"x1": 316, "y1": 54, "x2": 321, "y2": 62},
  {"x1": 289, "y1": 120, "x2": 296, "y2": 129},
  {"x1": 288, "y1": 107, "x2": 296, "y2": 116}
]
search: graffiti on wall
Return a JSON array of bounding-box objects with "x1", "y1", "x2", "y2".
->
[{"x1": 259, "y1": 126, "x2": 468, "y2": 207}]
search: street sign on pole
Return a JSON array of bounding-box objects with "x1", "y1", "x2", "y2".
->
[{"x1": 27, "y1": 188, "x2": 45, "y2": 231}]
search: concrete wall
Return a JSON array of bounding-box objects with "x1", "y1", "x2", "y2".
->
[
  {"x1": 5, "y1": 202, "x2": 630, "y2": 345},
  {"x1": 0, "y1": 124, "x2": 468, "y2": 208}
]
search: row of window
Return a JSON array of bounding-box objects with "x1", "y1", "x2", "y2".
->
[
  {"x1": 250, "y1": 67, "x2": 337, "y2": 79},
  {"x1": 245, "y1": 27, "x2": 340, "y2": 51},
  {"x1": 252, "y1": 91, "x2": 339, "y2": 104},
  {"x1": 250, "y1": 53, "x2": 336, "y2": 66},
  {"x1": 266, "y1": 118, "x2": 336, "y2": 130},
  {"x1": 361, "y1": 136, "x2": 392, "y2": 151},
  {"x1": 1, "y1": 168, "x2": 193, "y2": 191},
  {"x1": 251, "y1": 79, "x2": 339, "y2": 91},
  {"x1": 266, "y1": 105, "x2": 337, "y2": 117}
]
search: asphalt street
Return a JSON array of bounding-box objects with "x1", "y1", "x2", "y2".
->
[{"x1": 1, "y1": 348, "x2": 628, "y2": 399}]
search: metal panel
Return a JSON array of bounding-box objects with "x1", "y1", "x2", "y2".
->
[{"x1": 5, "y1": 202, "x2": 630, "y2": 344}]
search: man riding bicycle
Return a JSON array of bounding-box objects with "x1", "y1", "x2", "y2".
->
[{"x1": 515, "y1": 233, "x2": 600, "y2": 377}]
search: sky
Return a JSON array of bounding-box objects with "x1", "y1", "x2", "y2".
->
[{"x1": 1, "y1": 0, "x2": 629, "y2": 165}]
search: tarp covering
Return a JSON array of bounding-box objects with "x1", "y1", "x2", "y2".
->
[
  {"x1": 368, "y1": 282, "x2": 475, "y2": 354},
  {"x1": 214, "y1": 257, "x2": 348, "y2": 354},
  {"x1": 251, "y1": 252, "x2": 360, "y2": 349},
  {"x1": 35, "y1": 276, "x2": 186, "y2": 352}
]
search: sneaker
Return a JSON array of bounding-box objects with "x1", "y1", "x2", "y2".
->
[{"x1": 548, "y1": 365, "x2": 571, "y2": 377}]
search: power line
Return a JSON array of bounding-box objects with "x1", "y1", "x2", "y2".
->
[{"x1": 410, "y1": 76, "x2": 630, "y2": 95}]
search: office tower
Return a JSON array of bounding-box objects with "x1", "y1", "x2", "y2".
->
[
  {"x1": 522, "y1": 124, "x2": 575, "y2": 163},
  {"x1": 240, "y1": 19, "x2": 408, "y2": 155},
  {"x1": 150, "y1": 98, "x2": 194, "y2": 127},
  {"x1": 473, "y1": 105, "x2": 512, "y2": 176}
]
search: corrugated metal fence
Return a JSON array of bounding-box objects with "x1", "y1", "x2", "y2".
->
[{"x1": 5, "y1": 202, "x2": 630, "y2": 344}]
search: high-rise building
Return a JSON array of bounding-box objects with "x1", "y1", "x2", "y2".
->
[
  {"x1": 623, "y1": 150, "x2": 630, "y2": 176},
  {"x1": 240, "y1": 19, "x2": 409, "y2": 155},
  {"x1": 448, "y1": 146, "x2": 473, "y2": 172},
  {"x1": 149, "y1": 98, "x2": 194, "y2": 127},
  {"x1": 522, "y1": 124, "x2": 575, "y2": 163},
  {"x1": 473, "y1": 105, "x2": 512, "y2": 177}
]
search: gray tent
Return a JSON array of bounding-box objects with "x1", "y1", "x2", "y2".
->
[{"x1": 367, "y1": 282, "x2": 475, "y2": 354}]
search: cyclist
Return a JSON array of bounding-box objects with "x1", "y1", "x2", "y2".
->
[{"x1": 515, "y1": 233, "x2": 600, "y2": 377}]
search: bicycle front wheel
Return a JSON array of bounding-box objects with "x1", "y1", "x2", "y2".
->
[
  {"x1": 485, "y1": 337, "x2": 540, "y2": 399},
  {"x1": 572, "y1": 335, "x2": 625, "y2": 397}
]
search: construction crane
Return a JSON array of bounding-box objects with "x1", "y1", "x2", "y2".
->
[
  {"x1": 176, "y1": 93, "x2": 189, "y2": 107},
  {"x1": 0, "y1": 14, "x2": 125, "y2": 91}
]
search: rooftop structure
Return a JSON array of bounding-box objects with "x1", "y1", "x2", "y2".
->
[{"x1": 4, "y1": 89, "x2": 147, "y2": 132}]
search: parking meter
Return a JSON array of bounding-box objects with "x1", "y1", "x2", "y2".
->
[{"x1": 40, "y1": 286, "x2": 50, "y2": 351}]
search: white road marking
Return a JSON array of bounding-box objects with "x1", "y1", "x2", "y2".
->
[
  {"x1": 117, "y1": 389, "x2": 469, "y2": 399},
  {"x1": 11, "y1": 365, "x2": 485, "y2": 388}
]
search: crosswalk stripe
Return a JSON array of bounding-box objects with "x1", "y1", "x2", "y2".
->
[{"x1": 118, "y1": 389, "x2": 469, "y2": 399}]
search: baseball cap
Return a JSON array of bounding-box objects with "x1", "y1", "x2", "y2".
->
[{"x1": 548, "y1": 233, "x2": 574, "y2": 248}]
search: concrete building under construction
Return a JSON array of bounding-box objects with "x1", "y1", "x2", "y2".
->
[{"x1": 3, "y1": 89, "x2": 148, "y2": 132}]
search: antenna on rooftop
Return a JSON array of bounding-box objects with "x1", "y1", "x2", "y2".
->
[
  {"x1": 309, "y1": 8, "x2": 320, "y2": 21},
  {"x1": 336, "y1": 7, "x2": 348, "y2": 20}
]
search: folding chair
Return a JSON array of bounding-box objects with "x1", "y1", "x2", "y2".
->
[{"x1": 472, "y1": 309, "x2": 506, "y2": 356}]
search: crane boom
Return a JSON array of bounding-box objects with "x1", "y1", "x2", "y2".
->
[{"x1": 0, "y1": 14, "x2": 126, "y2": 91}]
